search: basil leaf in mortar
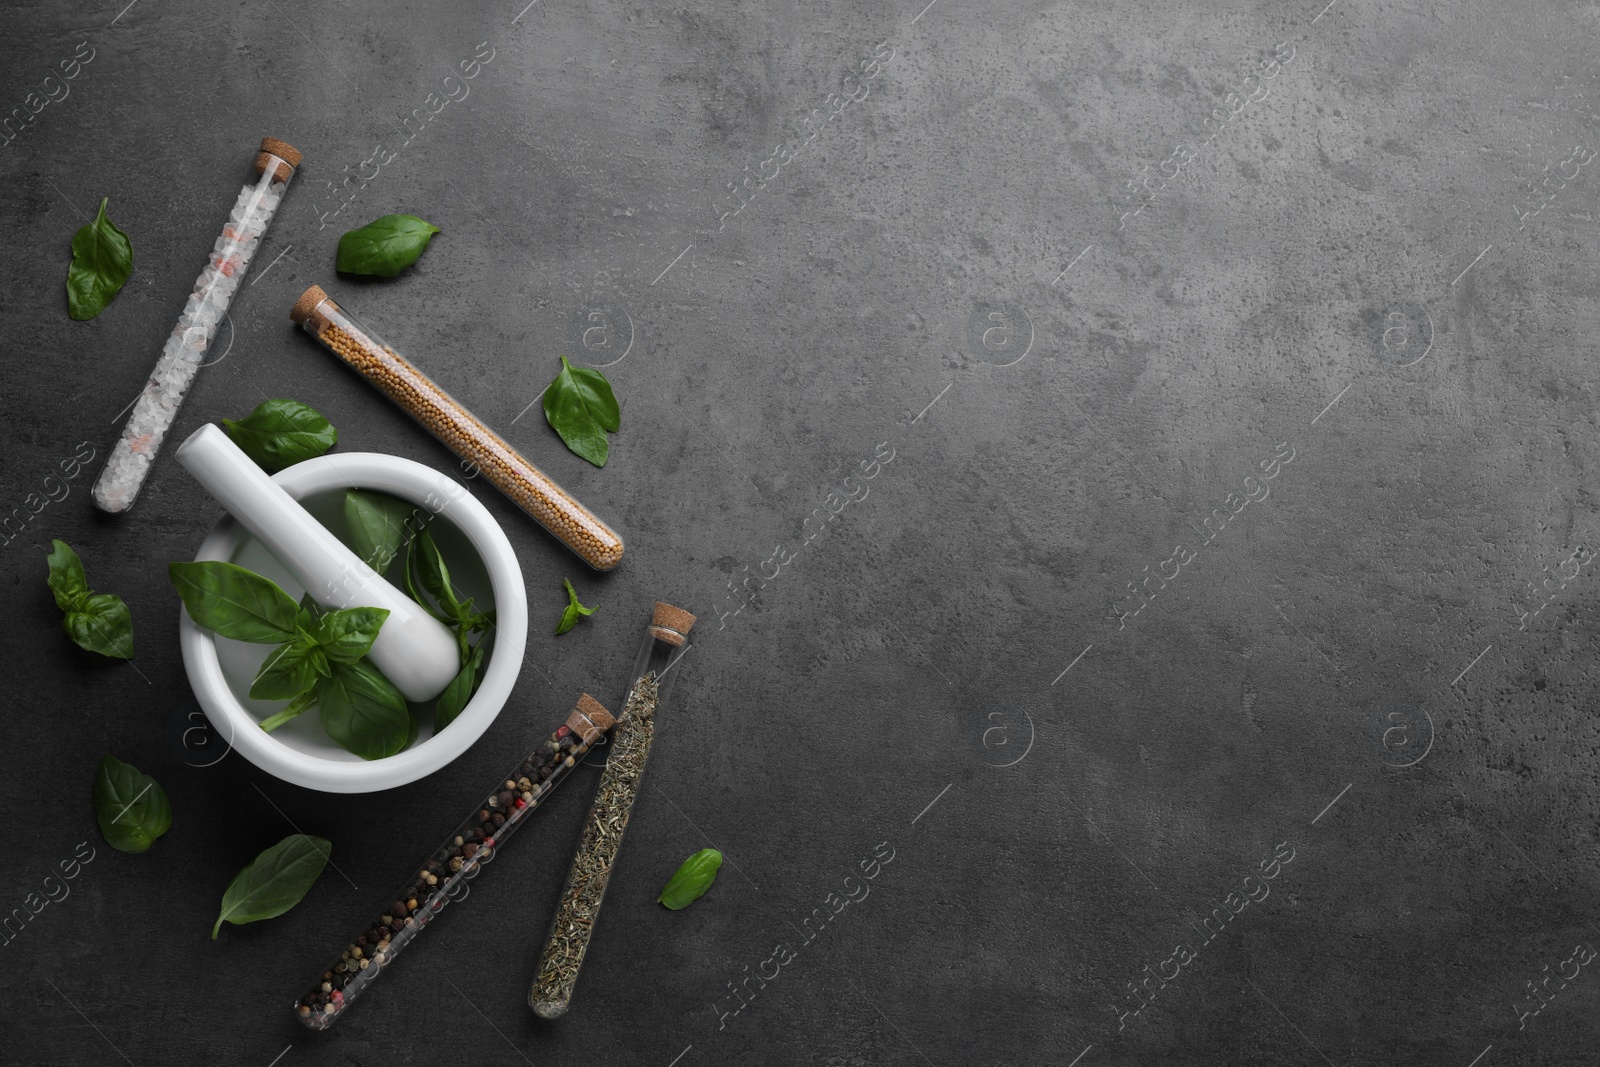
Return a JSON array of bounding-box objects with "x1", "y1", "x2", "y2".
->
[
  {"x1": 317, "y1": 659, "x2": 411, "y2": 760},
  {"x1": 435, "y1": 640, "x2": 487, "y2": 732},
  {"x1": 66, "y1": 196, "x2": 133, "y2": 321},
  {"x1": 170, "y1": 560, "x2": 299, "y2": 644},
  {"x1": 222, "y1": 398, "x2": 338, "y2": 474},
  {"x1": 336, "y1": 213, "x2": 441, "y2": 277},
  {"x1": 258, "y1": 688, "x2": 319, "y2": 733},
  {"x1": 249, "y1": 637, "x2": 325, "y2": 701},
  {"x1": 658, "y1": 848, "x2": 723, "y2": 910},
  {"x1": 344, "y1": 489, "x2": 416, "y2": 572},
  {"x1": 554, "y1": 577, "x2": 595, "y2": 635},
  {"x1": 542, "y1": 355, "x2": 620, "y2": 467},
  {"x1": 47, "y1": 539, "x2": 134, "y2": 659},
  {"x1": 213, "y1": 834, "x2": 331, "y2": 939},
  {"x1": 93, "y1": 755, "x2": 172, "y2": 854},
  {"x1": 413, "y1": 527, "x2": 463, "y2": 616},
  {"x1": 312, "y1": 606, "x2": 390, "y2": 665}
]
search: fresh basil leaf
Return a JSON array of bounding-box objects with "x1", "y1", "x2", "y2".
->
[
  {"x1": 317, "y1": 660, "x2": 411, "y2": 760},
  {"x1": 65, "y1": 593, "x2": 136, "y2": 659},
  {"x1": 46, "y1": 539, "x2": 89, "y2": 611},
  {"x1": 403, "y1": 536, "x2": 454, "y2": 624},
  {"x1": 297, "y1": 593, "x2": 324, "y2": 631},
  {"x1": 170, "y1": 561, "x2": 299, "y2": 643},
  {"x1": 93, "y1": 755, "x2": 172, "y2": 855},
  {"x1": 48, "y1": 540, "x2": 134, "y2": 658},
  {"x1": 249, "y1": 638, "x2": 321, "y2": 701},
  {"x1": 313, "y1": 606, "x2": 389, "y2": 664},
  {"x1": 657, "y1": 848, "x2": 723, "y2": 910},
  {"x1": 542, "y1": 355, "x2": 620, "y2": 467},
  {"x1": 66, "y1": 197, "x2": 133, "y2": 321},
  {"x1": 436, "y1": 640, "x2": 486, "y2": 731},
  {"x1": 554, "y1": 577, "x2": 596, "y2": 635},
  {"x1": 259, "y1": 688, "x2": 318, "y2": 733},
  {"x1": 222, "y1": 398, "x2": 338, "y2": 474},
  {"x1": 344, "y1": 490, "x2": 416, "y2": 572},
  {"x1": 414, "y1": 527, "x2": 463, "y2": 615},
  {"x1": 212, "y1": 834, "x2": 331, "y2": 939},
  {"x1": 335, "y1": 214, "x2": 441, "y2": 277}
]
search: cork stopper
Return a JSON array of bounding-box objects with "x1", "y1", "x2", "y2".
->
[
  {"x1": 567, "y1": 694, "x2": 615, "y2": 741},
  {"x1": 648, "y1": 601, "x2": 697, "y2": 646},
  {"x1": 290, "y1": 284, "x2": 332, "y2": 327},
  {"x1": 254, "y1": 136, "x2": 302, "y2": 181}
]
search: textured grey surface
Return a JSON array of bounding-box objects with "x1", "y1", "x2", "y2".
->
[{"x1": 3, "y1": 0, "x2": 1600, "y2": 1064}]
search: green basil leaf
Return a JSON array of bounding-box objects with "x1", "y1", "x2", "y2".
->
[
  {"x1": 657, "y1": 848, "x2": 723, "y2": 910},
  {"x1": 435, "y1": 640, "x2": 486, "y2": 731},
  {"x1": 542, "y1": 355, "x2": 620, "y2": 467},
  {"x1": 93, "y1": 755, "x2": 172, "y2": 855},
  {"x1": 335, "y1": 214, "x2": 441, "y2": 277},
  {"x1": 48, "y1": 540, "x2": 134, "y2": 658},
  {"x1": 554, "y1": 577, "x2": 596, "y2": 635},
  {"x1": 170, "y1": 560, "x2": 299, "y2": 643},
  {"x1": 414, "y1": 527, "x2": 462, "y2": 615},
  {"x1": 221, "y1": 398, "x2": 338, "y2": 474},
  {"x1": 259, "y1": 688, "x2": 318, "y2": 732},
  {"x1": 402, "y1": 537, "x2": 453, "y2": 624},
  {"x1": 313, "y1": 606, "x2": 389, "y2": 664},
  {"x1": 249, "y1": 639, "x2": 321, "y2": 701},
  {"x1": 66, "y1": 197, "x2": 133, "y2": 321},
  {"x1": 297, "y1": 593, "x2": 324, "y2": 632},
  {"x1": 212, "y1": 834, "x2": 331, "y2": 939},
  {"x1": 65, "y1": 593, "x2": 135, "y2": 659},
  {"x1": 317, "y1": 660, "x2": 411, "y2": 760},
  {"x1": 344, "y1": 490, "x2": 417, "y2": 572},
  {"x1": 46, "y1": 539, "x2": 89, "y2": 611}
]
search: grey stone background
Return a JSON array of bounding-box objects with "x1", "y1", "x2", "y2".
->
[{"x1": 2, "y1": 0, "x2": 1598, "y2": 1064}]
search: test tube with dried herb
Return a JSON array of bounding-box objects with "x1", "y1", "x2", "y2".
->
[
  {"x1": 289, "y1": 285, "x2": 625, "y2": 571},
  {"x1": 529, "y1": 601, "x2": 696, "y2": 1018},
  {"x1": 293, "y1": 694, "x2": 615, "y2": 1030}
]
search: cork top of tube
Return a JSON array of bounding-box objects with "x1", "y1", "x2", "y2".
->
[
  {"x1": 649, "y1": 602, "x2": 697, "y2": 646},
  {"x1": 290, "y1": 284, "x2": 331, "y2": 326},
  {"x1": 254, "y1": 136, "x2": 302, "y2": 181},
  {"x1": 576, "y1": 693, "x2": 615, "y2": 731}
]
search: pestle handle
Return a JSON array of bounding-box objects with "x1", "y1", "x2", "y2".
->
[{"x1": 175, "y1": 424, "x2": 460, "y2": 703}]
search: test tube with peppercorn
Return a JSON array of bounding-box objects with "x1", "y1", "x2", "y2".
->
[
  {"x1": 529, "y1": 601, "x2": 696, "y2": 1018},
  {"x1": 293, "y1": 693, "x2": 616, "y2": 1029},
  {"x1": 289, "y1": 285, "x2": 625, "y2": 571}
]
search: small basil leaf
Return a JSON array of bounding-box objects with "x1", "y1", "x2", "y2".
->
[
  {"x1": 249, "y1": 640, "x2": 320, "y2": 701},
  {"x1": 93, "y1": 755, "x2": 172, "y2": 854},
  {"x1": 344, "y1": 490, "x2": 418, "y2": 572},
  {"x1": 64, "y1": 593, "x2": 135, "y2": 659},
  {"x1": 403, "y1": 537, "x2": 454, "y2": 624},
  {"x1": 313, "y1": 606, "x2": 389, "y2": 664},
  {"x1": 414, "y1": 527, "x2": 462, "y2": 615},
  {"x1": 554, "y1": 578, "x2": 596, "y2": 635},
  {"x1": 542, "y1": 355, "x2": 620, "y2": 467},
  {"x1": 435, "y1": 640, "x2": 486, "y2": 732},
  {"x1": 46, "y1": 539, "x2": 89, "y2": 611},
  {"x1": 259, "y1": 689, "x2": 318, "y2": 733},
  {"x1": 222, "y1": 398, "x2": 338, "y2": 474},
  {"x1": 66, "y1": 197, "x2": 133, "y2": 321},
  {"x1": 169, "y1": 561, "x2": 299, "y2": 643},
  {"x1": 212, "y1": 834, "x2": 331, "y2": 939},
  {"x1": 317, "y1": 660, "x2": 411, "y2": 760},
  {"x1": 335, "y1": 214, "x2": 441, "y2": 277},
  {"x1": 658, "y1": 848, "x2": 723, "y2": 910}
]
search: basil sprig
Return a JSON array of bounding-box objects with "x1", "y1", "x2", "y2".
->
[
  {"x1": 46, "y1": 539, "x2": 134, "y2": 659},
  {"x1": 344, "y1": 489, "x2": 417, "y2": 572},
  {"x1": 66, "y1": 196, "x2": 133, "y2": 320},
  {"x1": 336, "y1": 213, "x2": 440, "y2": 277},
  {"x1": 403, "y1": 527, "x2": 492, "y2": 731},
  {"x1": 222, "y1": 398, "x2": 338, "y2": 473},
  {"x1": 169, "y1": 561, "x2": 411, "y2": 760},
  {"x1": 93, "y1": 755, "x2": 172, "y2": 854},
  {"x1": 213, "y1": 834, "x2": 331, "y2": 939},
  {"x1": 554, "y1": 577, "x2": 595, "y2": 635},
  {"x1": 542, "y1": 355, "x2": 620, "y2": 467},
  {"x1": 658, "y1": 848, "x2": 723, "y2": 910}
]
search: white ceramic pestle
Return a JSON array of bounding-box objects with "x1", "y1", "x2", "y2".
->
[{"x1": 175, "y1": 423, "x2": 461, "y2": 702}]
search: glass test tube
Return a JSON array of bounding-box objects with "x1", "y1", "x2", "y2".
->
[
  {"x1": 289, "y1": 285, "x2": 625, "y2": 571},
  {"x1": 93, "y1": 137, "x2": 302, "y2": 514},
  {"x1": 294, "y1": 694, "x2": 616, "y2": 1030},
  {"x1": 529, "y1": 602, "x2": 697, "y2": 1018}
]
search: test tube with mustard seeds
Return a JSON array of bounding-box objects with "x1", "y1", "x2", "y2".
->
[{"x1": 290, "y1": 285, "x2": 625, "y2": 570}]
